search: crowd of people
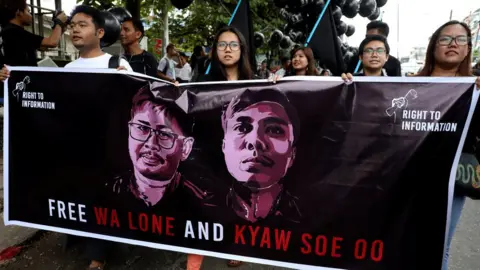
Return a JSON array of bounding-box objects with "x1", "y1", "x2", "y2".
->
[{"x1": 1, "y1": 1, "x2": 480, "y2": 270}]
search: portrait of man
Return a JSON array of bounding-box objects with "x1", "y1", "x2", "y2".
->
[
  {"x1": 221, "y1": 88, "x2": 302, "y2": 223},
  {"x1": 110, "y1": 83, "x2": 209, "y2": 208}
]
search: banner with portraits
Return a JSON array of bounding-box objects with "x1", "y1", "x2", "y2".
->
[{"x1": 3, "y1": 67, "x2": 479, "y2": 270}]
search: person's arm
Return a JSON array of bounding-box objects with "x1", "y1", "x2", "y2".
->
[
  {"x1": 175, "y1": 56, "x2": 185, "y2": 68},
  {"x1": 38, "y1": 12, "x2": 68, "y2": 50},
  {"x1": 0, "y1": 65, "x2": 10, "y2": 82}
]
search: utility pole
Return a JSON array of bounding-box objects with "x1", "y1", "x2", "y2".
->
[
  {"x1": 162, "y1": 1, "x2": 169, "y2": 56},
  {"x1": 396, "y1": 1, "x2": 400, "y2": 58}
]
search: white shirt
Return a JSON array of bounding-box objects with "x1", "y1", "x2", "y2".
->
[
  {"x1": 65, "y1": 53, "x2": 133, "y2": 71},
  {"x1": 276, "y1": 68, "x2": 286, "y2": 78},
  {"x1": 158, "y1": 56, "x2": 177, "y2": 79},
  {"x1": 177, "y1": 63, "x2": 192, "y2": 81}
]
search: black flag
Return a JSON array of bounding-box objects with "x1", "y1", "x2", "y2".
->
[
  {"x1": 308, "y1": 4, "x2": 345, "y2": 75},
  {"x1": 230, "y1": 0, "x2": 257, "y2": 72}
]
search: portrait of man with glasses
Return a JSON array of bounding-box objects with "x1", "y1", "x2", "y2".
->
[
  {"x1": 354, "y1": 35, "x2": 391, "y2": 77},
  {"x1": 109, "y1": 83, "x2": 211, "y2": 209}
]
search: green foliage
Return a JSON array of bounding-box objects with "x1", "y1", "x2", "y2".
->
[
  {"x1": 77, "y1": 0, "x2": 285, "y2": 56},
  {"x1": 474, "y1": 48, "x2": 479, "y2": 58}
]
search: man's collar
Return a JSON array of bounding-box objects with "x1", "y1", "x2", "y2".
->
[{"x1": 357, "y1": 68, "x2": 388, "y2": 76}]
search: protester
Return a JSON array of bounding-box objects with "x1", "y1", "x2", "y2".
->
[
  {"x1": 473, "y1": 61, "x2": 480, "y2": 76},
  {"x1": 341, "y1": 20, "x2": 480, "y2": 268},
  {"x1": 414, "y1": 20, "x2": 480, "y2": 270},
  {"x1": 64, "y1": 6, "x2": 132, "y2": 72},
  {"x1": 347, "y1": 21, "x2": 401, "y2": 76},
  {"x1": 175, "y1": 52, "x2": 192, "y2": 83},
  {"x1": 190, "y1": 45, "x2": 205, "y2": 81},
  {"x1": 193, "y1": 25, "x2": 255, "y2": 268},
  {"x1": 0, "y1": 0, "x2": 68, "y2": 67},
  {"x1": 65, "y1": 5, "x2": 132, "y2": 270},
  {"x1": 287, "y1": 46, "x2": 317, "y2": 76},
  {"x1": 275, "y1": 57, "x2": 291, "y2": 78},
  {"x1": 200, "y1": 26, "x2": 253, "y2": 82},
  {"x1": 341, "y1": 35, "x2": 390, "y2": 79},
  {"x1": 120, "y1": 17, "x2": 158, "y2": 77},
  {"x1": 256, "y1": 59, "x2": 270, "y2": 79},
  {"x1": 157, "y1": 43, "x2": 184, "y2": 83}
]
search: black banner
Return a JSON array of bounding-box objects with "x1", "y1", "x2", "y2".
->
[{"x1": 3, "y1": 68, "x2": 479, "y2": 269}]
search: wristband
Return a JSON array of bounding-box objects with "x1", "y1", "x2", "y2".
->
[{"x1": 52, "y1": 18, "x2": 66, "y2": 30}]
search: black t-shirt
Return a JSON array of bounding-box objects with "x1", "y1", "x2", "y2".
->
[
  {"x1": 1, "y1": 23, "x2": 43, "y2": 66},
  {"x1": 347, "y1": 53, "x2": 402, "y2": 77},
  {"x1": 123, "y1": 50, "x2": 158, "y2": 78}
]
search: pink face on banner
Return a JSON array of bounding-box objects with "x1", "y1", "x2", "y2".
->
[
  {"x1": 434, "y1": 24, "x2": 470, "y2": 66},
  {"x1": 223, "y1": 102, "x2": 296, "y2": 188},
  {"x1": 128, "y1": 101, "x2": 188, "y2": 181}
]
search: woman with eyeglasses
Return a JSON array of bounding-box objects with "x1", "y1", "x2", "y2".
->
[
  {"x1": 188, "y1": 25, "x2": 253, "y2": 269},
  {"x1": 339, "y1": 20, "x2": 480, "y2": 270},
  {"x1": 199, "y1": 26, "x2": 254, "y2": 82},
  {"x1": 415, "y1": 20, "x2": 480, "y2": 270}
]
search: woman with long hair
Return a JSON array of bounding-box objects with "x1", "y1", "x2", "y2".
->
[
  {"x1": 386, "y1": 20, "x2": 479, "y2": 269},
  {"x1": 201, "y1": 25, "x2": 254, "y2": 82},
  {"x1": 340, "y1": 20, "x2": 479, "y2": 269},
  {"x1": 416, "y1": 20, "x2": 479, "y2": 270},
  {"x1": 287, "y1": 46, "x2": 317, "y2": 76},
  {"x1": 187, "y1": 25, "x2": 253, "y2": 269}
]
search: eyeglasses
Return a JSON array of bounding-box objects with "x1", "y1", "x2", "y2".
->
[
  {"x1": 437, "y1": 35, "x2": 470, "y2": 46},
  {"x1": 217, "y1": 41, "x2": 241, "y2": 51},
  {"x1": 363, "y1": 48, "x2": 386, "y2": 55},
  {"x1": 129, "y1": 123, "x2": 183, "y2": 149}
]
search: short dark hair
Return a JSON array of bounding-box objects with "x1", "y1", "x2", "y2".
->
[
  {"x1": 366, "y1": 21, "x2": 390, "y2": 37},
  {"x1": 359, "y1": 34, "x2": 390, "y2": 55},
  {"x1": 166, "y1": 43, "x2": 175, "y2": 52},
  {"x1": 281, "y1": 56, "x2": 290, "y2": 65},
  {"x1": 221, "y1": 88, "x2": 300, "y2": 146},
  {"x1": 0, "y1": 0, "x2": 27, "y2": 23},
  {"x1": 131, "y1": 83, "x2": 193, "y2": 136},
  {"x1": 70, "y1": 5, "x2": 105, "y2": 30},
  {"x1": 123, "y1": 17, "x2": 144, "y2": 37}
]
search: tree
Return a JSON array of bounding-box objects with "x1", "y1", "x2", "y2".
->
[
  {"x1": 77, "y1": 0, "x2": 285, "y2": 56},
  {"x1": 168, "y1": 0, "x2": 284, "y2": 53}
]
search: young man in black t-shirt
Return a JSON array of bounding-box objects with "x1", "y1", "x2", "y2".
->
[
  {"x1": 341, "y1": 35, "x2": 390, "y2": 81},
  {"x1": 120, "y1": 18, "x2": 158, "y2": 77},
  {"x1": 0, "y1": 0, "x2": 68, "y2": 67},
  {"x1": 346, "y1": 21, "x2": 402, "y2": 76}
]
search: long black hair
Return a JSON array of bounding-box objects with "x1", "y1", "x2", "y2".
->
[{"x1": 209, "y1": 26, "x2": 254, "y2": 81}]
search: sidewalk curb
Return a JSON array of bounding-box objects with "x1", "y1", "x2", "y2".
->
[{"x1": 0, "y1": 213, "x2": 41, "y2": 252}]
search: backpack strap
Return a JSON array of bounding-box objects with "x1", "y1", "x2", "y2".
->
[
  {"x1": 159, "y1": 57, "x2": 169, "y2": 75},
  {"x1": 108, "y1": 55, "x2": 120, "y2": 69}
]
